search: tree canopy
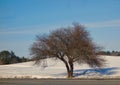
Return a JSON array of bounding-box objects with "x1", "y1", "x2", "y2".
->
[{"x1": 31, "y1": 23, "x2": 105, "y2": 78}]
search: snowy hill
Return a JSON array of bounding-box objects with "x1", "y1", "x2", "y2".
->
[{"x1": 0, "y1": 56, "x2": 120, "y2": 79}]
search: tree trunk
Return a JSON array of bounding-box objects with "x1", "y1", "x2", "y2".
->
[
  {"x1": 66, "y1": 62, "x2": 74, "y2": 78},
  {"x1": 67, "y1": 70, "x2": 73, "y2": 78},
  {"x1": 68, "y1": 62, "x2": 74, "y2": 78},
  {"x1": 60, "y1": 58, "x2": 74, "y2": 78},
  {"x1": 64, "y1": 61, "x2": 72, "y2": 78}
]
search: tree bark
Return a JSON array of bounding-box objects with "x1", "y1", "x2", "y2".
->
[
  {"x1": 64, "y1": 61, "x2": 74, "y2": 78},
  {"x1": 67, "y1": 69, "x2": 73, "y2": 78},
  {"x1": 59, "y1": 57, "x2": 74, "y2": 78},
  {"x1": 68, "y1": 61, "x2": 74, "y2": 78}
]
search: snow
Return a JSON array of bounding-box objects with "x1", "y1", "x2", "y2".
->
[{"x1": 0, "y1": 56, "x2": 120, "y2": 79}]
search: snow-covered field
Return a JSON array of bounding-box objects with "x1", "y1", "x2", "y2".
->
[{"x1": 0, "y1": 56, "x2": 120, "y2": 79}]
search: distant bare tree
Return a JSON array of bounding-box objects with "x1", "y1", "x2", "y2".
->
[{"x1": 30, "y1": 23, "x2": 105, "y2": 78}]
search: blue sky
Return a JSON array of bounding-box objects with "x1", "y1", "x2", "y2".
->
[{"x1": 0, "y1": 0, "x2": 120, "y2": 57}]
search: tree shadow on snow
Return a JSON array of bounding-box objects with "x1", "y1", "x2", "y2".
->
[
  {"x1": 73, "y1": 67, "x2": 119, "y2": 77},
  {"x1": 53, "y1": 67, "x2": 119, "y2": 77}
]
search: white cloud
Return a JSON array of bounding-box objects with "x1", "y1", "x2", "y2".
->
[
  {"x1": 84, "y1": 19, "x2": 120, "y2": 28},
  {"x1": 0, "y1": 30, "x2": 37, "y2": 35},
  {"x1": 0, "y1": 24, "x2": 69, "y2": 35},
  {"x1": 0, "y1": 26, "x2": 45, "y2": 35},
  {"x1": 0, "y1": 19, "x2": 120, "y2": 35}
]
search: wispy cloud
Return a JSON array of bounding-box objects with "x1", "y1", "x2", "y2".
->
[
  {"x1": 84, "y1": 19, "x2": 120, "y2": 28},
  {"x1": 0, "y1": 19, "x2": 120, "y2": 35},
  {"x1": 0, "y1": 26, "x2": 47, "y2": 35},
  {"x1": 0, "y1": 24, "x2": 68, "y2": 35},
  {"x1": 0, "y1": 30, "x2": 38, "y2": 35}
]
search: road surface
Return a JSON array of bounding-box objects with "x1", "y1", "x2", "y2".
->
[{"x1": 0, "y1": 79, "x2": 120, "y2": 85}]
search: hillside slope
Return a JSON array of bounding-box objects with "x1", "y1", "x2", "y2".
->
[{"x1": 0, "y1": 56, "x2": 120, "y2": 78}]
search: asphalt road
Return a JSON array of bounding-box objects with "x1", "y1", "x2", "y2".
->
[{"x1": 0, "y1": 79, "x2": 120, "y2": 85}]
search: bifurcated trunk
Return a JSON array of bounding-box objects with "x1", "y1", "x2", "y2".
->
[
  {"x1": 65, "y1": 61, "x2": 74, "y2": 78},
  {"x1": 60, "y1": 57, "x2": 74, "y2": 78},
  {"x1": 68, "y1": 61, "x2": 74, "y2": 78}
]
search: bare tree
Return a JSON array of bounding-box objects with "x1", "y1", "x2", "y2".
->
[{"x1": 30, "y1": 23, "x2": 105, "y2": 78}]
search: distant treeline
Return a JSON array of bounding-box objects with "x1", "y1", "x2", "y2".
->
[
  {"x1": 1, "y1": 50, "x2": 119, "y2": 65},
  {"x1": 0, "y1": 50, "x2": 29, "y2": 65},
  {"x1": 97, "y1": 51, "x2": 120, "y2": 56}
]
